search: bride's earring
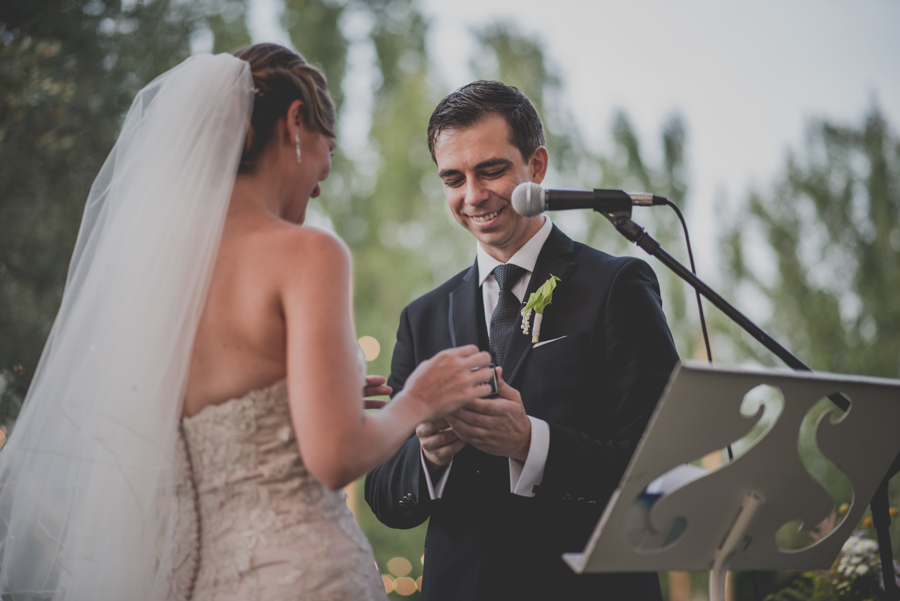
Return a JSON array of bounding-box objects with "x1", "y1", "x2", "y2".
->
[{"x1": 294, "y1": 134, "x2": 302, "y2": 164}]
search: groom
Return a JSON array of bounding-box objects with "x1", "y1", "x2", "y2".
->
[{"x1": 365, "y1": 81, "x2": 679, "y2": 600}]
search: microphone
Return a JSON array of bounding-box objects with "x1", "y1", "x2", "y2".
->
[{"x1": 511, "y1": 182, "x2": 667, "y2": 217}]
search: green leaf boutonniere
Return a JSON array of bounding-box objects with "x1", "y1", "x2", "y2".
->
[{"x1": 520, "y1": 275, "x2": 561, "y2": 343}]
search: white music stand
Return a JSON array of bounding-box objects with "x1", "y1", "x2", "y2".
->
[{"x1": 563, "y1": 361, "x2": 900, "y2": 601}]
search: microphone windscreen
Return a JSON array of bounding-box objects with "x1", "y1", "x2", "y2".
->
[{"x1": 511, "y1": 182, "x2": 544, "y2": 216}]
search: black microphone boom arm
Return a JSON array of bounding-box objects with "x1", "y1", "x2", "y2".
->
[
  {"x1": 598, "y1": 207, "x2": 899, "y2": 601},
  {"x1": 603, "y1": 209, "x2": 841, "y2": 394}
]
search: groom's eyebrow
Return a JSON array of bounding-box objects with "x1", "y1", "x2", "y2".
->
[
  {"x1": 474, "y1": 158, "x2": 511, "y2": 171},
  {"x1": 438, "y1": 158, "x2": 511, "y2": 179}
]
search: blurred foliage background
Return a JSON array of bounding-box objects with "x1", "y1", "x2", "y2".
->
[{"x1": 1, "y1": 1, "x2": 898, "y2": 599}]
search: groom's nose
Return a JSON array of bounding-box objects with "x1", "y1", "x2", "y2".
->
[{"x1": 464, "y1": 179, "x2": 490, "y2": 206}]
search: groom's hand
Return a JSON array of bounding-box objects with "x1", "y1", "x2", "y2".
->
[
  {"x1": 445, "y1": 370, "x2": 531, "y2": 462},
  {"x1": 363, "y1": 375, "x2": 392, "y2": 409},
  {"x1": 417, "y1": 417, "x2": 466, "y2": 475},
  {"x1": 364, "y1": 375, "x2": 392, "y2": 398}
]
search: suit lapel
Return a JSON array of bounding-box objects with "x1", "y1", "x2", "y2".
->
[
  {"x1": 502, "y1": 226, "x2": 576, "y2": 385},
  {"x1": 448, "y1": 262, "x2": 482, "y2": 349}
]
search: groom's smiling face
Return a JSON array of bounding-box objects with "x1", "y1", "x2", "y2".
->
[{"x1": 434, "y1": 114, "x2": 547, "y2": 262}]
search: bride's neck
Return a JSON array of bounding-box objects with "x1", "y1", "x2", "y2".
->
[{"x1": 229, "y1": 169, "x2": 290, "y2": 219}]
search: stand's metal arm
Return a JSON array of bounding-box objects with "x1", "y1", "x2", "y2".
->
[
  {"x1": 601, "y1": 209, "x2": 897, "y2": 600},
  {"x1": 710, "y1": 491, "x2": 767, "y2": 601}
]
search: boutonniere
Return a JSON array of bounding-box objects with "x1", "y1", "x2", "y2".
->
[{"x1": 520, "y1": 275, "x2": 561, "y2": 343}]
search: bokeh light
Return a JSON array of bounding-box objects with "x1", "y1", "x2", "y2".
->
[
  {"x1": 387, "y1": 556, "x2": 412, "y2": 577},
  {"x1": 358, "y1": 336, "x2": 380, "y2": 361},
  {"x1": 381, "y1": 574, "x2": 393, "y2": 594},
  {"x1": 393, "y1": 576, "x2": 417, "y2": 596}
]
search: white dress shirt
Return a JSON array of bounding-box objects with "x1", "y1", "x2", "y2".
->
[{"x1": 421, "y1": 216, "x2": 553, "y2": 499}]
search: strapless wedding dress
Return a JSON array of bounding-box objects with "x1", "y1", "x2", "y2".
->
[{"x1": 163, "y1": 375, "x2": 386, "y2": 601}]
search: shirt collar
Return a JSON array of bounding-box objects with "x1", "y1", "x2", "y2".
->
[{"x1": 476, "y1": 216, "x2": 553, "y2": 286}]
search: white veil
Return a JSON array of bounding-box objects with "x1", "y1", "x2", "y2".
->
[{"x1": 0, "y1": 53, "x2": 254, "y2": 599}]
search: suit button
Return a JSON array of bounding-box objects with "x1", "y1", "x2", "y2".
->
[
  {"x1": 576, "y1": 497, "x2": 585, "y2": 503},
  {"x1": 562, "y1": 494, "x2": 573, "y2": 502},
  {"x1": 588, "y1": 500, "x2": 597, "y2": 505}
]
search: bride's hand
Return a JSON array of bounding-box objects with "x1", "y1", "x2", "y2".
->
[{"x1": 401, "y1": 345, "x2": 493, "y2": 419}]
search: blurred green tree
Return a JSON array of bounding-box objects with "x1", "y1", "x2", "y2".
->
[
  {"x1": 720, "y1": 107, "x2": 900, "y2": 379},
  {"x1": 719, "y1": 107, "x2": 900, "y2": 598},
  {"x1": 206, "y1": 0, "x2": 252, "y2": 54},
  {"x1": 339, "y1": 0, "x2": 472, "y2": 380},
  {"x1": 304, "y1": 1, "x2": 474, "y2": 595},
  {"x1": 282, "y1": 0, "x2": 348, "y2": 109},
  {"x1": 0, "y1": 0, "x2": 208, "y2": 427},
  {"x1": 590, "y1": 111, "x2": 701, "y2": 359}
]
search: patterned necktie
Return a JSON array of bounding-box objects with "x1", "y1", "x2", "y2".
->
[{"x1": 489, "y1": 264, "x2": 526, "y2": 364}]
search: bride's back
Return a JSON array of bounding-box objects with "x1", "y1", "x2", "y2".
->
[
  {"x1": 182, "y1": 212, "x2": 295, "y2": 417},
  {"x1": 181, "y1": 43, "x2": 340, "y2": 418}
]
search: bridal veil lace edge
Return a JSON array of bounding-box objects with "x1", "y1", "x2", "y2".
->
[{"x1": 0, "y1": 53, "x2": 254, "y2": 600}]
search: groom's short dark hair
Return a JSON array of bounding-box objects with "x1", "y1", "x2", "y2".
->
[{"x1": 427, "y1": 81, "x2": 545, "y2": 163}]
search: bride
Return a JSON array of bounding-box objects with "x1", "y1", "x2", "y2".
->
[{"x1": 0, "y1": 43, "x2": 492, "y2": 600}]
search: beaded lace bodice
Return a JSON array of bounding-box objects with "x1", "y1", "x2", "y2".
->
[{"x1": 168, "y1": 375, "x2": 385, "y2": 601}]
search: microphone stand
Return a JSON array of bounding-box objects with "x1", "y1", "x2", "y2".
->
[{"x1": 601, "y1": 207, "x2": 898, "y2": 600}]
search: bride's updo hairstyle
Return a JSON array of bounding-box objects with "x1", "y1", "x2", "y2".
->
[{"x1": 233, "y1": 43, "x2": 336, "y2": 174}]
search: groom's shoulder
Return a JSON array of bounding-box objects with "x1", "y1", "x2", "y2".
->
[
  {"x1": 548, "y1": 226, "x2": 640, "y2": 272},
  {"x1": 550, "y1": 226, "x2": 660, "y2": 288},
  {"x1": 404, "y1": 266, "x2": 471, "y2": 313},
  {"x1": 571, "y1": 239, "x2": 637, "y2": 271}
]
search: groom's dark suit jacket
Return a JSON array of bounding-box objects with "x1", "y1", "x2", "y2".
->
[{"x1": 365, "y1": 226, "x2": 678, "y2": 600}]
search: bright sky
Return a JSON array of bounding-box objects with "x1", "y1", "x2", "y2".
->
[{"x1": 249, "y1": 0, "x2": 900, "y2": 268}]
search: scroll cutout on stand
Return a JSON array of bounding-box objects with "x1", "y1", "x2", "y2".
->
[
  {"x1": 564, "y1": 362, "x2": 900, "y2": 575},
  {"x1": 776, "y1": 393, "x2": 854, "y2": 552},
  {"x1": 622, "y1": 383, "x2": 787, "y2": 552}
]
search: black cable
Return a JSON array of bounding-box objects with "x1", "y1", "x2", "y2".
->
[{"x1": 663, "y1": 199, "x2": 714, "y2": 366}]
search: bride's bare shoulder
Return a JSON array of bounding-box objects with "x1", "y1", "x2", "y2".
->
[
  {"x1": 278, "y1": 224, "x2": 348, "y2": 259},
  {"x1": 266, "y1": 223, "x2": 351, "y2": 282}
]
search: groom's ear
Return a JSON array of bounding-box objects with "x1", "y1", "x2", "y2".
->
[{"x1": 528, "y1": 146, "x2": 549, "y2": 183}]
